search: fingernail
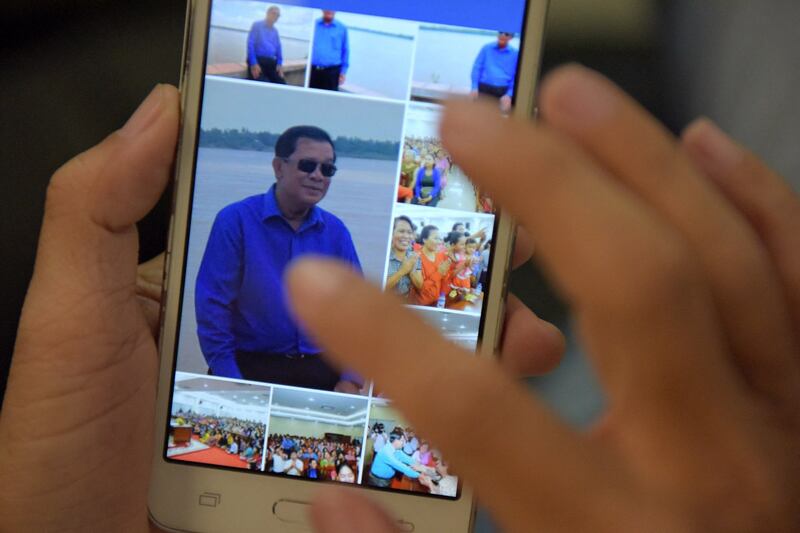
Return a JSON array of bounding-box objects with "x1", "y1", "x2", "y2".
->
[
  {"x1": 686, "y1": 118, "x2": 743, "y2": 174},
  {"x1": 543, "y1": 64, "x2": 617, "y2": 127},
  {"x1": 441, "y1": 100, "x2": 502, "y2": 147},
  {"x1": 120, "y1": 85, "x2": 164, "y2": 138},
  {"x1": 288, "y1": 257, "x2": 349, "y2": 302}
]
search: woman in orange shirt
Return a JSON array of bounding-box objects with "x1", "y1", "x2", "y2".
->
[{"x1": 413, "y1": 225, "x2": 452, "y2": 306}]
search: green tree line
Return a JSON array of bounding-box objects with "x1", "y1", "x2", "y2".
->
[{"x1": 199, "y1": 128, "x2": 400, "y2": 161}]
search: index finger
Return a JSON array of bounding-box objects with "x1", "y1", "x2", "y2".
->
[{"x1": 287, "y1": 259, "x2": 630, "y2": 533}]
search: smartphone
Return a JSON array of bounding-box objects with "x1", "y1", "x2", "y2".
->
[{"x1": 149, "y1": 1, "x2": 547, "y2": 531}]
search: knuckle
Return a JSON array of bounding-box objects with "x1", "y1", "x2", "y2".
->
[
  {"x1": 607, "y1": 236, "x2": 705, "y2": 316},
  {"x1": 45, "y1": 155, "x2": 90, "y2": 217}
]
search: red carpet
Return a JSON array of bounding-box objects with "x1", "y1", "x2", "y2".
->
[{"x1": 173, "y1": 439, "x2": 249, "y2": 469}]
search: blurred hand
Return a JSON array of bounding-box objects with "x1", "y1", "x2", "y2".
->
[
  {"x1": 0, "y1": 85, "x2": 180, "y2": 532},
  {"x1": 339, "y1": 74, "x2": 346, "y2": 86},
  {"x1": 470, "y1": 89, "x2": 479, "y2": 100},
  {"x1": 437, "y1": 259, "x2": 452, "y2": 277},
  {"x1": 250, "y1": 64, "x2": 262, "y2": 79},
  {"x1": 290, "y1": 65, "x2": 800, "y2": 533},
  {"x1": 277, "y1": 65, "x2": 284, "y2": 78},
  {"x1": 333, "y1": 380, "x2": 361, "y2": 395},
  {"x1": 500, "y1": 94, "x2": 512, "y2": 113}
]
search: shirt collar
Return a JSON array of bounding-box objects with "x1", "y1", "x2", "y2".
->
[
  {"x1": 262, "y1": 185, "x2": 324, "y2": 231},
  {"x1": 318, "y1": 18, "x2": 339, "y2": 28}
]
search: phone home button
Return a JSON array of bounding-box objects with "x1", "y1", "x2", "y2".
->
[{"x1": 272, "y1": 499, "x2": 311, "y2": 525}]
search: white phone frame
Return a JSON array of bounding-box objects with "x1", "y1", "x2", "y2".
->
[{"x1": 149, "y1": 1, "x2": 549, "y2": 531}]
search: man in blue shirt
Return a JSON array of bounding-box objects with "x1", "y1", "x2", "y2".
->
[
  {"x1": 368, "y1": 430, "x2": 432, "y2": 489},
  {"x1": 471, "y1": 32, "x2": 520, "y2": 113},
  {"x1": 309, "y1": 10, "x2": 349, "y2": 91},
  {"x1": 247, "y1": 6, "x2": 286, "y2": 84},
  {"x1": 195, "y1": 126, "x2": 363, "y2": 393}
]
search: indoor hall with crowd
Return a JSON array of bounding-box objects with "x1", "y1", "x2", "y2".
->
[
  {"x1": 265, "y1": 433, "x2": 361, "y2": 483},
  {"x1": 170, "y1": 410, "x2": 265, "y2": 470}
]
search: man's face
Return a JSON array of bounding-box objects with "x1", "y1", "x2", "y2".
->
[
  {"x1": 322, "y1": 10, "x2": 336, "y2": 23},
  {"x1": 392, "y1": 220, "x2": 415, "y2": 252},
  {"x1": 453, "y1": 223, "x2": 465, "y2": 233},
  {"x1": 274, "y1": 138, "x2": 335, "y2": 209},
  {"x1": 266, "y1": 7, "x2": 280, "y2": 24},
  {"x1": 423, "y1": 230, "x2": 441, "y2": 252},
  {"x1": 497, "y1": 32, "x2": 513, "y2": 48}
]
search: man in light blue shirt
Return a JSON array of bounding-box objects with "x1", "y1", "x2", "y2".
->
[
  {"x1": 247, "y1": 6, "x2": 286, "y2": 84},
  {"x1": 309, "y1": 10, "x2": 349, "y2": 91},
  {"x1": 368, "y1": 430, "x2": 431, "y2": 488},
  {"x1": 471, "y1": 31, "x2": 520, "y2": 112}
]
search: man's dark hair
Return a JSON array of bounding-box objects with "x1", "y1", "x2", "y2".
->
[
  {"x1": 388, "y1": 429, "x2": 405, "y2": 443},
  {"x1": 275, "y1": 126, "x2": 336, "y2": 160},
  {"x1": 466, "y1": 238, "x2": 478, "y2": 246},
  {"x1": 452, "y1": 222, "x2": 465, "y2": 231},
  {"x1": 394, "y1": 215, "x2": 416, "y2": 232},
  {"x1": 420, "y1": 225, "x2": 439, "y2": 242}
]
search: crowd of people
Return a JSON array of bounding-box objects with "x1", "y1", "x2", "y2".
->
[
  {"x1": 264, "y1": 433, "x2": 361, "y2": 483},
  {"x1": 365, "y1": 423, "x2": 457, "y2": 497},
  {"x1": 398, "y1": 136, "x2": 453, "y2": 208},
  {"x1": 398, "y1": 136, "x2": 494, "y2": 213},
  {"x1": 386, "y1": 216, "x2": 491, "y2": 308},
  {"x1": 171, "y1": 410, "x2": 265, "y2": 470}
]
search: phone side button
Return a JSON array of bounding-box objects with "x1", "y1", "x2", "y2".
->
[
  {"x1": 272, "y1": 499, "x2": 311, "y2": 525},
  {"x1": 397, "y1": 520, "x2": 415, "y2": 532}
]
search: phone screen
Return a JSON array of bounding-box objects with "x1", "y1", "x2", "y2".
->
[{"x1": 165, "y1": 0, "x2": 529, "y2": 500}]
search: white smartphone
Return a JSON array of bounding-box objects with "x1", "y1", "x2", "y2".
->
[{"x1": 149, "y1": 1, "x2": 547, "y2": 531}]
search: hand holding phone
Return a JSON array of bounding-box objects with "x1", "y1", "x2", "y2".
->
[{"x1": 4, "y1": 61, "x2": 800, "y2": 533}]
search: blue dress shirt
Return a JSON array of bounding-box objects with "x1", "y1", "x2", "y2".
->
[
  {"x1": 471, "y1": 43, "x2": 519, "y2": 97},
  {"x1": 195, "y1": 186, "x2": 362, "y2": 378},
  {"x1": 311, "y1": 18, "x2": 350, "y2": 74},
  {"x1": 370, "y1": 445, "x2": 420, "y2": 480},
  {"x1": 247, "y1": 21, "x2": 283, "y2": 66}
]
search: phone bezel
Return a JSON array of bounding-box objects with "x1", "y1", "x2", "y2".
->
[{"x1": 149, "y1": 1, "x2": 549, "y2": 531}]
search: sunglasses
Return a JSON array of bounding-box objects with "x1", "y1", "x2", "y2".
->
[{"x1": 281, "y1": 157, "x2": 337, "y2": 178}]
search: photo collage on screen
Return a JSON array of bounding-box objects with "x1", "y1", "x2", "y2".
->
[{"x1": 166, "y1": 0, "x2": 525, "y2": 498}]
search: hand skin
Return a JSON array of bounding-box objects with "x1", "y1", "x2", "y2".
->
[
  {"x1": 8, "y1": 64, "x2": 795, "y2": 533},
  {"x1": 0, "y1": 85, "x2": 562, "y2": 531},
  {"x1": 290, "y1": 66, "x2": 800, "y2": 533},
  {"x1": 250, "y1": 64, "x2": 262, "y2": 79},
  {"x1": 499, "y1": 94, "x2": 512, "y2": 113},
  {"x1": 339, "y1": 74, "x2": 346, "y2": 86}
]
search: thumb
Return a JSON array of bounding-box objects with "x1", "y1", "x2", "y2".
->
[{"x1": 33, "y1": 84, "x2": 179, "y2": 296}]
